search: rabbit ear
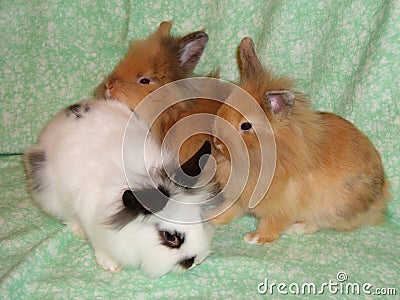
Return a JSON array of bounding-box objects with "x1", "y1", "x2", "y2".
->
[
  {"x1": 265, "y1": 90, "x2": 295, "y2": 117},
  {"x1": 106, "y1": 188, "x2": 170, "y2": 230},
  {"x1": 239, "y1": 37, "x2": 264, "y2": 82},
  {"x1": 178, "y1": 31, "x2": 209, "y2": 72},
  {"x1": 157, "y1": 21, "x2": 173, "y2": 37}
]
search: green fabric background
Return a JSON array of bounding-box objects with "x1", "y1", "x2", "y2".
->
[{"x1": 1, "y1": 0, "x2": 399, "y2": 298}]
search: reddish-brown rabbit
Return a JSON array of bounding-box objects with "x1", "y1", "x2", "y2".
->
[
  {"x1": 95, "y1": 21, "x2": 208, "y2": 110},
  {"x1": 95, "y1": 21, "x2": 214, "y2": 162},
  {"x1": 211, "y1": 37, "x2": 390, "y2": 245}
]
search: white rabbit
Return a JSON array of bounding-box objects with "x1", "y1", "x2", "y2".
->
[{"x1": 23, "y1": 98, "x2": 215, "y2": 278}]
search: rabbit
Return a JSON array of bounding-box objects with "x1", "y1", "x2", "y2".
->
[
  {"x1": 23, "y1": 98, "x2": 215, "y2": 278},
  {"x1": 210, "y1": 37, "x2": 390, "y2": 245},
  {"x1": 94, "y1": 20, "x2": 215, "y2": 164},
  {"x1": 94, "y1": 21, "x2": 209, "y2": 112}
]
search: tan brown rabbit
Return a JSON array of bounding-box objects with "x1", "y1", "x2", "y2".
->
[
  {"x1": 211, "y1": 37, "x2": 390, "y2": 245},
  {"x1": 95, "y1": 21, "x2": 217, "y2": 163},
  {"x1": 95, "y1": 21, "x2": 209, "y2": 111}
]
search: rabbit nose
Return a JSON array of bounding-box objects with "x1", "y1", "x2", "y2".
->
[
  {"x1": 213, "y1": 137, "x2": 222, "y2": 150},
  {"x1": 213, "y1": 137, "x2": 227, "y2": 155},
  {"x1": 179, "y1": 256, "x2": 196, "y2": 270}
]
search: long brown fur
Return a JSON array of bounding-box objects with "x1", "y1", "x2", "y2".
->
[
  {"x1": 211, "y1": 37, "x2": 390, "y2": 245},
  {"x1": 95, "y1": 21, "x2": 208, "y2": 113},
  {"x1": 95, "y1": 21, "x2": 219, "y2": 162},
  {"x1": 153, "y1": 70, "x2": 223, "y2": 163}
]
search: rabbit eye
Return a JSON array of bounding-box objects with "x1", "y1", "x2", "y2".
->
[
  {"x1": 240, "y1": 122, "x2": 252, "y2": 131},
  {"x1": 159, "y1": 230, "x2": 184, "y2": 249},
  {"x1": 139, "y1": 78, "x2": 150, "y2": 84},
  {"x1": 164, "y1": 231, "x2": 176, "y2": 242},
  {"x1": 137, "y1": 76, "x2": 154, "y2": 85}
]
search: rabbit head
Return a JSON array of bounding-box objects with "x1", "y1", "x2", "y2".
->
[
  {"x1": 95, "y1": 21, "x2": 209, "y2": 110},
  {"x1": 213, "y1": 37, "x2": 315, "y2": 180},
  {"x1": 104, "y1": 140, "x2": 216, "y2": 278}
]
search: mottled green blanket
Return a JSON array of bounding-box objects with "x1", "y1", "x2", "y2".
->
[{"x1": 1, "y1": 0, "x2": 399, "y2": 299}]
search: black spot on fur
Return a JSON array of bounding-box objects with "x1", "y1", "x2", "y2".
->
[
  {"x1": 65, "y1": 103, "x2": 91, "y2": 119},
  {"x1": 180, "y1": 140, "x2": 211, "y2": 177},
  {"x1": 24, "y1": 150, "x2": 46, "y2": 193},
  {"x1": 158, "y1": 185, "x2": 170, "y2": 198},
  {"x1": 179, "y1": 257, "x2": 195, "y2": 269},
  {"x1": 122, "y1": 190, "x2": 153, "y2": 215},
  {"x1": 133, "y1": 188, "x2": 171, "y2": 213},
  {"x1": 177, "y1": 140, "x2": 211, "y2": 188},
  {"x1": 106, "y1": 188, "x2": 170, "y2": 230}
]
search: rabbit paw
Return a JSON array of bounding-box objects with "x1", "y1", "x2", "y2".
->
[
  {"x1": 243, "y1": 232, "x2": 277, "y2": 245},
  {"x1": 95, "y1": 251, "x2": 121, "y2": 273},
  {"x1": 65, "y1": 221, "x2": 87, "y2": 238}
]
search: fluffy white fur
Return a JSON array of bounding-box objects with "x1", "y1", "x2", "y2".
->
[{"x1": 24, "y1": 99, "x2": 214, "y2": 278}]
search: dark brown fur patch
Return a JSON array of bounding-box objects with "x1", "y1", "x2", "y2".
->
[
  {"x1": 65, "y1": 103, "x2": 91, "y2": 119},
  {"x1": 106, "y1": 189, "x2": 169, "y2": 231},
  {"x1": 24, "y1": 149, "x2": 47, "y2": 193}
]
